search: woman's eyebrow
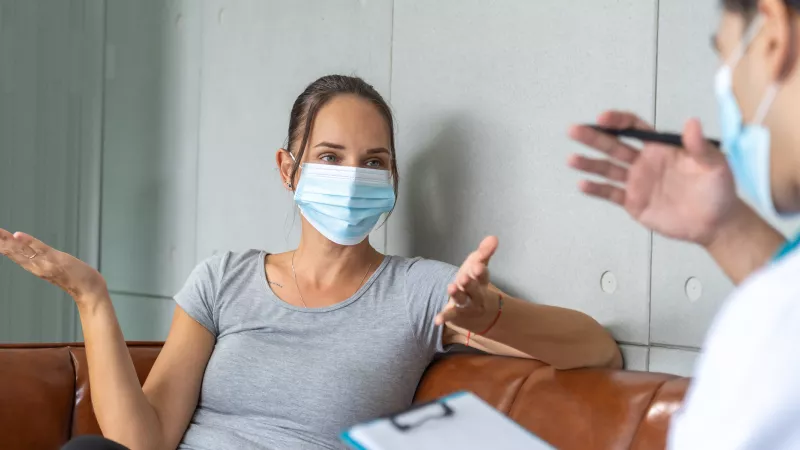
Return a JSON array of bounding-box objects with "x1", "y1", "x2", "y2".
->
[{"x1": 314, "y1": 141, "x2": 346, "y2": 149}]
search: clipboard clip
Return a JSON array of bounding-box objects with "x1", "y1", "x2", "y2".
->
[{"x1": 388, "y1": 398, "x2": 454, "y2": 432}]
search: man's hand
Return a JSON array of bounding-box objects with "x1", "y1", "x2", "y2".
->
[{"x1": 568, "y1": 111, "x2": 740, "y2": 247}]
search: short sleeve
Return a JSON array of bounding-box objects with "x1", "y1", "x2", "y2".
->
[
  {"x1": 174, "y1": 254, "x2": 225, "y2": 337},
  {"x1": 404, "y1": 258, "x2": 459, "y2": 355}
]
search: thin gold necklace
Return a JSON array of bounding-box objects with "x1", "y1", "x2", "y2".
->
[{"x1": 290, "y1": 251, "x2": 374, "y2": 308}]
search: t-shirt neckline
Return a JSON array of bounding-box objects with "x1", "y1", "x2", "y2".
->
[{"x1": 259, "y1": 251, "x2": 391, "y2": 313}]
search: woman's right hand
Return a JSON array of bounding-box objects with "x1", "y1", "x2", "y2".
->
[
  {"x1": 567, "y1": 111, "x2": 743, "y2": 247},
  {"x1": 0, "y1": 228, "x2": 108, "y2": 305}
]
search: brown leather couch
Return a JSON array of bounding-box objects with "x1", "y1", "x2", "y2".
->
[{"x1": 0, "y1": 342, "x2": 689, "y2": 450}]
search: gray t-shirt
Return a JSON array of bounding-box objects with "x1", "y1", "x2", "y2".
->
[{"x1": 174, "y1": 250, "x2": 458, "y2": 450}]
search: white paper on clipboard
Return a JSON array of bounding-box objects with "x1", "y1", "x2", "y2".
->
[{"x1": 340, "y1": 391, "x2": 555, "y2": 450}]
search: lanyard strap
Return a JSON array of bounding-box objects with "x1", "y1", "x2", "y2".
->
[{"x1": 774, "y1": 232, "x2": 800, "y2": 262}]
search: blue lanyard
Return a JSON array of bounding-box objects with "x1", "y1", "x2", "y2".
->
[{"x1": 774, "y1": 233, "x2": 800, "y2": 262}]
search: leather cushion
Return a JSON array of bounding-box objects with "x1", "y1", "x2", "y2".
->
[
  {"x1": 0, "y1": 348, "x2": 75, "y2": 450},
  {"x1": 70, "y1": 345, "x2": 161, "y2": 436}
]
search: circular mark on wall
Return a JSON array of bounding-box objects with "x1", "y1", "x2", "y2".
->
[
  {"x1": 600, "y1": 271, "x2": 617, "y2": 294},
  {"x1": 685, "y1": 277, "x2": 703, "y2": 302}
]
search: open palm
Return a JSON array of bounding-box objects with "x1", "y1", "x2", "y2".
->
[
  {"x1": 568, "y1": 111, "x2": 738, "y2": 246},
  {"x1": 0, "y1": 229, "x2": 107, "y2": 301}
]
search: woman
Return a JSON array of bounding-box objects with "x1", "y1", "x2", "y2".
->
[
  {"x1": 569, "y1": 0, "x2": 800, "y2": 447},
  {"x1": 1, "y1": 75, "x2": 620, "y2": 450}
]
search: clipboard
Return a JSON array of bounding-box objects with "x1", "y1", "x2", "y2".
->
[{"x1": 340, "y1": 391, "x2": 555, "y2": 450}]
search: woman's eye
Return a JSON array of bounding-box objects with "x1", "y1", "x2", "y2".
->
[
  {"x1": 365, "y1": 159, "x2": 384, "y2": 168},
  {"x1": 320, "y1": 154, "x2": 337, "y2": 163}
]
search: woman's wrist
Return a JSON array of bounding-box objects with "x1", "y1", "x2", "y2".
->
[
  {"x1": 466, "y1": 291, "x2": 502, "y2": 333},
  {"x1": 75, "y1": 287, "x2": 112, "y2": 316}
]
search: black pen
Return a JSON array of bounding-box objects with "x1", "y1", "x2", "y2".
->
[{"x1": 588, "y1": 125, "x2": 721, "y2": 149}]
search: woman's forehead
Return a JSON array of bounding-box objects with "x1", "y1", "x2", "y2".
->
[{"x1": 309, "y1": 96, "x2": 392, "y2": 149}]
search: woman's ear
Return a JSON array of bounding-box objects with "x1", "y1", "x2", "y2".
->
[
  {"x1": 759, "y1": 0, "x2": 797, "y2": 82},
  {"x1": 276, "y1": 148, "x2": 295, "y2": 190}
]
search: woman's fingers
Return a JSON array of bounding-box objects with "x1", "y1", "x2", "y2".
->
[
  {"x1": 13, "y1": 232, "x2": 52, "y2": 256},
  {"x1": 568, "y1": 125, "x2": 640, "y2": 165},
  {"x1": 448, "y1": 283, "x2": 471, "y2": 307},
  {"x1": 473, "y1": 236, "x2": 498, "y2": 265},
  {"x1": 435, "y1": 302, "x2": 458, "y2": 325},
  {"x1": 457, "y1": 272, "x2": 483, "y2": 298},
  {"x1": 469, "y1": 261, "x2": 490, "y2": 285},
  {"x1": 568, "y1": 154, "x2": 629, "y2": 183},
  {"x1": 0, "y1": 229, "x2": 37, "y2": 261},
  {"x1": 578, "y1": 180, "x2": 627, "y2": 206}
]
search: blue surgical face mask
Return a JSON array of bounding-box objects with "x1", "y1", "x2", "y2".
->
[
  {"x1": 715, "y1": 16, "x2": 784, "y2": 217},
  {"x1": 293, "y1": 162, "x2": 396, "y2": 246}
]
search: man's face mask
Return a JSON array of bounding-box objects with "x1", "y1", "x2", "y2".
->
[{"x1": 715, "y1": 15, "x2": 790, "y2": 218}]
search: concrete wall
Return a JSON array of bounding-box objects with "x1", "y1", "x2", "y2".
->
[{"x1": 4, "y1": 1, "x2": 782, "y2": 376}]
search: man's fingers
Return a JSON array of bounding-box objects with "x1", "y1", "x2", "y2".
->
[
  {"x1": 568, "y1": 154, "x2": 629, "y2": 183},
  {"x1": 568, "y1": 125, "x2": 640, "y2": 165},
  {"x1": 597, "y1": 110, "x2": 655, "y2": 131},
  {"x1": 578, "y1": 180, "x2": 626, "y2": 206},
  {"x1": 682, "y1": 118, "x2": 721, "y2": 166}
]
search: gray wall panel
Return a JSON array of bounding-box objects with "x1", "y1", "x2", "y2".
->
[
  {"x1": 0, "y1": 0, "x2": 101, "y2": 342},
  {"x1": 111, "y1": 292, "x2": 175, "y2": 341},
  {"x1": 620, "y1": 344, "x2": 649, "y2": 372},
  {"x1": 650, "y1": 0, "x2": 729, "y2": 350},
  {"x1": 649, "y1": 347, "x2": 699, "y2": 377},
  {"x1": 194, "y1": 0, "x2": 393, "y2": 261},
  {"x1": 388, "y1": 0, "x2": 657, "y2": 344},
  {"x1": 650, "y1": 0, "x2": 800, "y2": 349},
  {"x1": 101, "y1": 0, "x2": 201, "y2": 298}
]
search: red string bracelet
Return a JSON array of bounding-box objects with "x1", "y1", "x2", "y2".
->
[{"x1": 478, "y1": 293, "x2": 503, "y2": 336}]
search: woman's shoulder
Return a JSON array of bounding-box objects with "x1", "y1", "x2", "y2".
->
[
  {"x1": 190, "y1": 249, "x2": 266, "y2": 281},
  {"x1": 384, "y1": 255, "x2": 459, "y2": 280}
]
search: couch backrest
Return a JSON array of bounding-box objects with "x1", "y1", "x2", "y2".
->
[
  {"x1": 0, "y1": 342, "x2": 162, "y2": 449},
  {"x1": 415, "y1": 355, "x2": 689, "y2": 449},
  {"x1": 0, "y1": 343, "x2": 688, "y2": 450}
]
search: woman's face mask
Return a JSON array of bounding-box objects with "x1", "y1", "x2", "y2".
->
[
  {"x1": 715, "y1": 15, "x2": 789, "y2": 217},
  {"x1": 291, "y1": 158, "x2": 395, "y2": 246}
]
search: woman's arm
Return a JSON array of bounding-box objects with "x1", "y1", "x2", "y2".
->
[
  {"x1": 83, "y1": 302, "x2": 214, "y2": 449},
  {"x1": 443, "y1": 287, "x2": 622, "y2": 370},
  {"x1": 1, "y1": 230, "x2": 212, "y2": 450},
  {"x1": 141, "y1": 307, "x2": 215, "y2": 449},
  {"x1": 436, "y1": 236, "x2": 621, "y2": 370}
]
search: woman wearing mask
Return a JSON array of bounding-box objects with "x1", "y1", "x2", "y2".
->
[
  {"x1": 570, "y1": 0, "x2": 800, "y2": 447},
  {"x1": 0, "y1": 75, "x2": 620, "y2": 450}
]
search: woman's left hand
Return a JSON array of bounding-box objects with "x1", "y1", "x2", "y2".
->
[{"x1": 435, "y1": 236, "x2": 502, "y2": 331}]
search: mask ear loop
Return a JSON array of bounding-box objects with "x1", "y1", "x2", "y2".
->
[
  {"x1": 753, "y1": 84, "x2": 779, "y2": 125},
  {"x1": 756, "y1": 12, "x2": 800, "y2": 125},
  {"x1": 726, "y1": 15, "x2": 766, "y2": 68},
  {"x1": 373, "y1": 174, "x2": 397, "y2": 232},
  {"x1": 727, "y1": 15, "x2": 779, "y2": 126}
]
